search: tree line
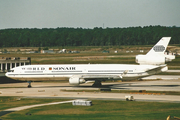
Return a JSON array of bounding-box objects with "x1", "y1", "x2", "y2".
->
[{"x1": 0, "y1": 25, "x2": 180, "y2": 47}]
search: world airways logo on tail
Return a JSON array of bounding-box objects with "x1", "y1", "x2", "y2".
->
[{"x1": 153, "y1": 45, "x2": 165, "y2": 52}]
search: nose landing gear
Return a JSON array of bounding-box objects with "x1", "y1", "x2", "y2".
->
[{"x1": 27, "y1": 81, "x2": 32, "y2": 88}]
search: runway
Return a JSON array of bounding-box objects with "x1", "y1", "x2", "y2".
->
[{"x1": 0, "y1": 79, "x2": 180, "y2": 103}]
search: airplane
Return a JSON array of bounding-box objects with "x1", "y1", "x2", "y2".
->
[{"x1": 5, "y1": 37, "x2": 175, "y2": 87}]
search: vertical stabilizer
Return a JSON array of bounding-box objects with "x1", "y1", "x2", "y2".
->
[
  {"x1": 146, "y1": 37, "x2": 171, "y2": 56},
  {"x1": 136, "y1": 37, "x2": 172, "y2": 65}
]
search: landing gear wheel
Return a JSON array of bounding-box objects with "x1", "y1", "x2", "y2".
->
[{"x1": 92, "y1": 81, "x2": 102, "y2": 87}]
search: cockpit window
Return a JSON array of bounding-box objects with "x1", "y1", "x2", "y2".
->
[{"x1": 8, "y1": 70, "x2": 14, "y2": 72}]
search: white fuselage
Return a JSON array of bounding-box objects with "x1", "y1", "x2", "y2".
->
[
  {"x1": 5, "y1": 37, "x2": 172, "y2": 85},
  {"x1": 5, "y1": 64, "x2": 166, "y2": 81}
]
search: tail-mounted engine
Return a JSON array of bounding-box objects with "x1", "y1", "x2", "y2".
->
[
  {"x1": 136, "y1": 55, "x2": 165, "y2": 65},
  {"x1": 136, "y1": 54, "x2": 175, "y2": 65},
  {"x1": 165, "y1": 54, "x2": 175, "y2": 62}
]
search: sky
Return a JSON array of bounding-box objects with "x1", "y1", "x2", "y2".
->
[{"x1": 0, "y1": 0, "x2": 180, "y2": 29}]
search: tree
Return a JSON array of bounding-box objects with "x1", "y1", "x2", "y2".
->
[
  {"x1": 43, "y1": 47, "x2": 49, "y2": 50},
  {"x1": 0, "y1": 26, "x2": 179, "y2": 47}
]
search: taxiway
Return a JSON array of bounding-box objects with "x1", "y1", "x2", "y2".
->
[{"x1": 0, "y1": 79, "x2": 180, "y2": 103}]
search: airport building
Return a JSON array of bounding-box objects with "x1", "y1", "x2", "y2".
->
[{"x1": 0, "y1": 57, "x2": 31, "y2": 72}]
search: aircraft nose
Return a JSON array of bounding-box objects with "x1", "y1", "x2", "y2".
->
[{"x1": 5, "y1": 72, "x2": 9, "y2": 77}]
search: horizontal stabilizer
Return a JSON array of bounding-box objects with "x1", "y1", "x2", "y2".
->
[{"x1": 145, "y1": 65, "x2": 168, "y2": 73}]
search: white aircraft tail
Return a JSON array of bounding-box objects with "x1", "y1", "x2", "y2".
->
[
  {"x1": 146, "y1": 37, "x2": 171, "y2": 56},
  {"x1": 136, "y1": 37, "x2": 174, "y2": 65}
]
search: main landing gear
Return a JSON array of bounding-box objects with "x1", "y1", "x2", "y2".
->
[
  {"x1": 27, "y1": 81, "x2": 32, "y2": 88},
  {"x1": 92, "y1": 81, "x2": 102, "y2": 87}
]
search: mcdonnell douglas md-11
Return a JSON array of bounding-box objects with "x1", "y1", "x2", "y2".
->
[{"x1": 5, "y1": 37, "x2": 175, "y2": 87}]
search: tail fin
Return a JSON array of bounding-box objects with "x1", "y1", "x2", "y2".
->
[
  {"x1": 136, "y1": 37, "x2": 172, "y2": 65},
  {"x1": 146, "y1": 37, "x2": 171, "y2": 56}
]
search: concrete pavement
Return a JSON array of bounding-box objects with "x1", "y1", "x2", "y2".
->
[{"x1": 0, "y1": 79, "x2": 180, "y2": 103}]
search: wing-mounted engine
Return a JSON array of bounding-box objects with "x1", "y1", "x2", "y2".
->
[
  {"x1": 136, "y1": 55, "x2": 165, "y2": 65},
  {"x1": 69, "y1": 76, "x2": 86, "y2": 85},
  {"x1": 69, "y1": 75, "x2": 122, "y2": 86}
]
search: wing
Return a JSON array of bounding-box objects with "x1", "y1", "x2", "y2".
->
[
  {"x1": 82, "y1": 75, "x2": 122, "y2": 81},
  {"x1": 145, "y1": 65, "x2": 167, "y2": 74}
]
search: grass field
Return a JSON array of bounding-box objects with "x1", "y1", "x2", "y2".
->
[
  {"x1": 0, "y1": 97, "x2": 180, "y2": 120},
  {"x1": 0, "y1": 52, "x2": 179, "y2": 65},
  {"x1": 1, "y1": 44, "x2": 180, "y2": 66},
  {"x1": 0, "y1": 97, "x2": 67, "y2": 111}
]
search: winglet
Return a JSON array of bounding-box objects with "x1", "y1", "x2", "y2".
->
[{"x1": 146, "y1": 37, "x2": 171, "y2": 56}]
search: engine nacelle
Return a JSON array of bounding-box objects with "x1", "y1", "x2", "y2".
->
[
  {"x1": 69, "y1": 77, "x2": 86, "y2": 85},
  {"x1": 136, "y1": 55, "x2": 165, "y2": 65},
  {"x1": 165, "y1": 54, "x2": 175, "y2": 62}
]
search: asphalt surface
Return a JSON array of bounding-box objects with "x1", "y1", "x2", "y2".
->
[
  {"x1": 0, "y1": 79, "x2": 180, "y2": 102},
  {"x1": 143, "y1": 75, "x2": 180, "y2": 80}
]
